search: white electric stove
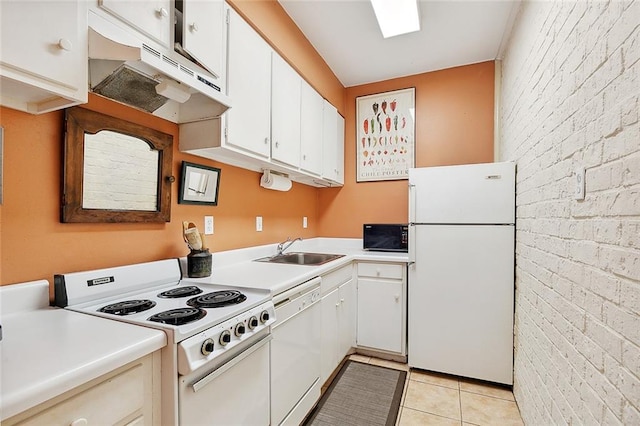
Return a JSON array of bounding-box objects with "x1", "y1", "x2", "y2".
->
[{"x1": 54, "y1": 258, "x2": 275, "y2": 425}]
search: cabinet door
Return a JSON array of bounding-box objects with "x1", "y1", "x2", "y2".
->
[
  {"x1": 320, "y1": 288, "x2": 340, "y2": 384},
  {"x1": 226, "y1": 8, "x2": 271, "y2": 158},
  {"x1": 335, "y1": 113, "x2": 345, "y2": 184},
  {"x1": 357, "y1": 278, "x2": 403, "y2": 353},
  {"x1": 300, "y1": 80, "x2": 323, "y2": 176},
  {"x1": 0, "y1": 0, "x2": 87, "y2": 113},
  {"x1": 182, "y1": 0, "x2": 225, "y2": 81},
  {"x1": 100, "y1": 0, "x2": 171, "y2": 48},
  {"x1": 321, "y1": 100, "x2": 338, "y2": 181},
  {"x1": 271, "y1": 54, "x2": 302, "y2": 168},
  {"x1": 338, "y1": 279, "x2": 356, "y2": 357}
]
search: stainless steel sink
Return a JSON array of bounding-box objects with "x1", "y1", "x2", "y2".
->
[{"x1": 255, "y1": 252, "x2": 345, "y2": 266}]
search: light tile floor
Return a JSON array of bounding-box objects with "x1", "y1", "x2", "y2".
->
[{"x1": 348, "y1": 354, "x2": 524, "y2": 426}]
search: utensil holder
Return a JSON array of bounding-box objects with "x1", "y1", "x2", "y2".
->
[{"x1": 187, "y1": 249, "x2": 212, "y2": 278}]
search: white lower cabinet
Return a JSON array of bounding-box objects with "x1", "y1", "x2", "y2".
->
[
  {"x1": 320, "y1": 264, "x2": 356, "y2": 384},
  {"x1": 4, "y1": 353, "x2": 160, "y2": 426},
  {"x1": 356, "y1": 262, "x2": 407, "y2": 355}
]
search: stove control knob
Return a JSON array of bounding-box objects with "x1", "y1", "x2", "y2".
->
[
  {"x1": 235, "y1": 323, "x2": 246, "y2": 336},
  {"x1": 260, "y1": 310, "x2": 270, "y2": 323},
  {"x1": 219, "y1": 330, "x2": 231, "y2": 346},
  {"x1": 248, "y1": 316, "x2": 259, "y2": 330},
  {"x1": 201, "y1": 338, "x2": 215, "y2": 355}
]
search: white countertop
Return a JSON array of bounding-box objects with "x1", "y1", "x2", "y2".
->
[
  {"x1": 0, "y1": 238, "x2": 406, "y2": 420},
  {"x1": 184, "y1": 238, "x2": 409, "y2": 295},
  {"x1": 0, "y1": 281, "x2": 167, "y2": 421}
]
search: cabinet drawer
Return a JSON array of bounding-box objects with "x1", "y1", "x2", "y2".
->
[
  {"x1": 7, "y1": 358, "x2": 150, "y2": 426},
  {"x1": 321, "y1": 264, "x2": 353, "y2": 294},
  {"x1": 357, "y1": 262, "x2": 404, "y2": 280}
]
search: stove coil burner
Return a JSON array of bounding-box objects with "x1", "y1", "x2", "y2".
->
[
  {"x1": 148, "y1": 308, "x2": 207, "y2": 325},
  {"x1": 99, "y1": 300, "x2": 156, "y2": 316},
  {"x1": 157, "y1": 285, "x2": 203, "y2": 299},
  {"x1": 187, "y1": 290, "x2": 247, "y2": 309}
]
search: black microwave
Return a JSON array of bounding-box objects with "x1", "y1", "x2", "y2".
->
[{"x1": 363, "y1": 224, "x2": 409, "y2": 252}]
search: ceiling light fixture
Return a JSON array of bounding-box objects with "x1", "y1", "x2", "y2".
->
[{"x1": 370, "y1": 0, "x2": 420, "y2": 39}]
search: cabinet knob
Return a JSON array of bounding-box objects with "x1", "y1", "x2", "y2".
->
[
  {"x1": 395, "y1": 294, "x2": 400, "y2": 302},
  {"x1": 302, "y1": 154, "x2": 306, "y2": 160},
  {"x1": 335, "y1": 302, "x2": 340, "y2": 308},
  {"x1": 275, "y1": 141, "x2": 279, "y2": 148},
  {"x1": 70, "y1": 419, "x2": 88, "y2": 426},
  {"x1": 264, "y1": 137, "x2": 269, "y2": 145},
  {"x1": 190, "y1": 22, "x2": 199, "y2": 32},
  {"x1": 57, "y1": 38, "x2": 72, "y2": 51},
  {"x1": 156, "y1": 7, "x2": 169, "y2": 18}
]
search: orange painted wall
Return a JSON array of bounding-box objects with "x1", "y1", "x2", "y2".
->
[
  {"x1": 0, "y1": 95, "x2": 319, "y2": 286},
  {"x1": 0, "y1": 0, "x2": 346, "y2": 286},
  {"x1": 0, "y1": 0, "x2": 495, "y2": 285},
  {"x1": 318, "y1": 62, "x2": 496, "y2": 237}
]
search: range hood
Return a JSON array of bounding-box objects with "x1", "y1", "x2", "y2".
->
[{"x1": 88, "y1": 14, "x2": 231, "y2": 123}]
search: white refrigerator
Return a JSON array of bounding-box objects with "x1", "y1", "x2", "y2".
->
[{"x1": 408, "y1": 161, "x2": 515, "y2": 385}]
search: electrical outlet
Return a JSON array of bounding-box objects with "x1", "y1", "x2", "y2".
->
[
  {"x1": 204, "y1": 216, "x2": 214, "y2": 235},
  {"x1": 575, "y1": 167, "x2": 585, "y2": 200},
  {"x1": 256, "y1": 216, "x2": 263, "y2": 232},
  {"x1": 303, "y1": 216, "x2": 308, "y2": 228}
]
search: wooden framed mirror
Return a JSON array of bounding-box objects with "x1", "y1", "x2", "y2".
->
[{"x1": 62, "y1": 107, "x2": 174, "y2": 223}]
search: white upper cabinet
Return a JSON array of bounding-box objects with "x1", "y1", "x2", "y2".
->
[
  {"x1": 99, "y1": 0, "x2": 171, "y2": 48},
  {"x1": 179, "y1": 0, "x2": 225, "y2": 82},
  {"x1": 225, "y1": 7, "x2": 272, "y2": 158},
  {"x1": 180, "y1": 5, "x2": 344, "y2": 188},
  {"x1": 322, "y1": 100, "x2": 344, "y2": 184},
  {"x1": 335, "y1": 114, "x2": 345, "y2": 185},
  {"x1": 321, "y1": 100, "x2": 337, "y2": 180},
  {"x1": 300, "y1": 80, "x2": 323, "y2": 176},
  {"x1": 0, "y1": 0, "x2": 88, "y2": 114},
  {"x1": 271, "y1": 54, "x2": 302, "y2": 168}
]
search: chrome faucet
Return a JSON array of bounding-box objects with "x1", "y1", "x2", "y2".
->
[{"x1": 276, "y1": 237, "x2": 302, "y2": 256}]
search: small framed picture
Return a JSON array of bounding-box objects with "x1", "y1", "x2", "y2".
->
[{"x1": 178, "y1": 161, "x2": 221, "y2": 205}]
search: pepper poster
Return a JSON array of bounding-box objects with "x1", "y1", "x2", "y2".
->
[{"x1": 356, "y1": 87, "x2": 415, "y2": 182}]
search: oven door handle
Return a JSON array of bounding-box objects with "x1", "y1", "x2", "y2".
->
[{"x1": 191, "y1": 335, "x2": 272, "y2": 393}]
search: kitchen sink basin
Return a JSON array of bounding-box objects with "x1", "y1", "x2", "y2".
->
[{"x1": 255, "y1": 252, "x2": 345, "y2": 266}]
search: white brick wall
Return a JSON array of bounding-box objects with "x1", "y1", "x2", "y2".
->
[{"x1": 500, "y1": 1, "x2": 639, "y2": 424}]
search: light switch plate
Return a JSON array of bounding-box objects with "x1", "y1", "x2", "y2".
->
[
  {"x1": 204, "y1": 216, "x2": 214, "y2": 234},
  {"x1": 303, "y1": 216, "x2": 308, "y2": 228},
  {"x1": 256, "y1": 216, "x2": 263, "y2": 232},
  {"x1": 575, "y1": 167, "x2": 585, "y2": 200}
]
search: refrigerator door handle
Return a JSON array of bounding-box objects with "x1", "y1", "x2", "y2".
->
[
  {"x1": 408, "y1": 183, "x2": 416, "y2": 224},
  {"x1": 408, "y1": 223, "x2": 416, "y2": 266}
]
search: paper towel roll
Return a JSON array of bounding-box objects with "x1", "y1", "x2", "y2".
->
[{"x1": 260, "y1": 172, "x2": 292, "y2": 191}]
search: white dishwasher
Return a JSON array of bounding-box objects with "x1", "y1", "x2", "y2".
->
[{"x1": 271, "y1": 277, "x2": 322, "y2": 426}]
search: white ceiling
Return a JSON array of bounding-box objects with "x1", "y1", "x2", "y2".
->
[{"x1": 278, "y1": 0, "x2": 521, "y2": 87}]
